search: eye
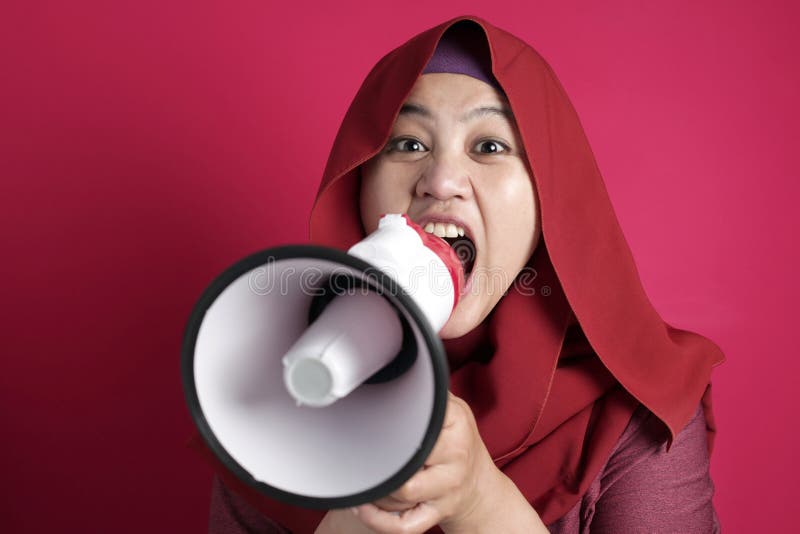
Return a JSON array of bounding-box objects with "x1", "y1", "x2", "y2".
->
[
  {"x1": 474, "y1": 139, "x2": 509, "y2": 154},
  {"x1": 387, "y1": 137, "x2": 429, "y2": 153}
]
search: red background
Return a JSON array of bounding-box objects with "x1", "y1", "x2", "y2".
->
[{"x1": 2, "y1": 1, "x2": 796, "y2": 531}]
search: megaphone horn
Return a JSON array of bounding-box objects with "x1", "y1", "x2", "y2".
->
[{"x1": 182, "y1": 214, "x2": 464, "y2": 509}]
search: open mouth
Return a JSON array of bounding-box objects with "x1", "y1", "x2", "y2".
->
[
  {"x1": 443, "y1": 235, "x2": 476, "y2": 277},
  {"x1": 417, "y1": 221, "x2": 477, "y2": 278}
]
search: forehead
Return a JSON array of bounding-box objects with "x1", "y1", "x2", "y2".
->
[{"x1": 404, "y1": 73, "x2": 509, "y2": 112}]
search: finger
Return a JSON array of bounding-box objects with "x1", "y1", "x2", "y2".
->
[
  {"x1": 424, "y1": 398, "x2": 468, "y2": 467},
  {"x1": 424, "y1": 431, "x2": 452, "y2": 468},
  {"x1": 372, "y1": 494, "x2": 417, "y2": 513},
  {"x1": 443, "y1": 393, "x2": 461, "y2": 429},
  {"x1": 387, "y1": 464, "x2": 455, "y2": 505},
  {"x1": 354, "y1": 502, "x2": 441, "y2": 534}
]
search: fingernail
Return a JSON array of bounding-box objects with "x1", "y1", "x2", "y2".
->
[{"x1": 350, "y1": 507, "x2": 359, "y2": 516}]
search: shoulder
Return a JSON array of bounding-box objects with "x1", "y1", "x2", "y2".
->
[
  {"x1": 605, "y1": 401, "x2": 706, "y2": 477},
  {"x1": 587, "y1": 401, "x2": 720, "y2": 533}
]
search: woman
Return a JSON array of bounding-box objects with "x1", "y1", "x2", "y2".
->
[{"x1": 204, "y1": 15, "x2": 724, "y2": 533}]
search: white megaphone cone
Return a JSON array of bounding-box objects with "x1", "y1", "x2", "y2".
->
[{"x1": 182, "y1": 214, "x2": 465, "y2": 509}]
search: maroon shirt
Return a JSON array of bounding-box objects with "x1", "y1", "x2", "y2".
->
[
  {"x1": 208, "y1": 403, "x2": 719, "y2": 533},
  {"x1": 547, "y1": 402, "x2": 720, "y2": 533}
]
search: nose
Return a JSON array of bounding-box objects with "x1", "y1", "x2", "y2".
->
[{"x1": 414, "y1": 155, "x2": 473, "y2": 201}]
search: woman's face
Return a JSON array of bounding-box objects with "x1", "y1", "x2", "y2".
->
[{"x1": 360, "y1": 73, "x2": 541, "y2": 338}]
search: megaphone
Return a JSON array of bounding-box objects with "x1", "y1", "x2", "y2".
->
[{"x1": 182, "y1": 214, "x2": 465, "y2": 510}]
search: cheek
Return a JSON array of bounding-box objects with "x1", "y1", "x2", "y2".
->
[
  {"x1": 359, "y1": 162, "x2": 415, "y2": 232},
  {"x1": 485, "y1": 170, "x2": 536, "y2": 229},
  {"x1": 481, "y1": 169, "x2": 538, "y2": 264},
  {"x1": 359, "y1": 166, "x2": 390, "y2": 233},
  {"x1": 358, "y1": 182, "x2": 382, "y2": 233}
]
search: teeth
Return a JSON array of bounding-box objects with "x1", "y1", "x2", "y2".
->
[{"x1": 421, "y1": 221, "x2": 467, "y2": 239}]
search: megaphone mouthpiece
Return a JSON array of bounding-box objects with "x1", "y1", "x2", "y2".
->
[{"x1": 282, "y1": 291, "x2": 403, "y2": 407}]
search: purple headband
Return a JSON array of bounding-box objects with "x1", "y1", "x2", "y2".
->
[{"x1": 422, "y1": 24, "x2": 502, "y2": 91}]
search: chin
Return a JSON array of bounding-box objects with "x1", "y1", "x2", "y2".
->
[
  {"x1": 438, "y1": 323, "x2": 468, "y2": 340},
  {"x1": 437, "y1": 299, "x2": 485, "y2": 339}
]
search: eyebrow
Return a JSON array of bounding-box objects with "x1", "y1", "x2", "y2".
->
[{"x1": 399, "y1": 102, "x2": 512, "y2": 123}]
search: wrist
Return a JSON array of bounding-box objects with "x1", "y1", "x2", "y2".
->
[
  {"x1": 439, "y1": 464, "x2": 505, "y2": 533},
  {"x1": 442, "y1": 468, "x2": 547, "y2": 534}
]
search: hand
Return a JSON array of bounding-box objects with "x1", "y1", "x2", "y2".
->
[
  {"x1": 350, "y1": 391, "x2": 504, "y2": 533},
  {"x1": 314, "y1": 509, "x2": 380, "y2": 534}
]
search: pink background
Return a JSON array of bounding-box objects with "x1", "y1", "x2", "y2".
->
[{"x1": 1, "y1": 1, "x2": 796, "y2": 531}]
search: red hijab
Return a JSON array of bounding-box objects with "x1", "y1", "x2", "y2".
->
[{"x1": 196, "y1": 15, "x2": 724, "y2": 531}]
